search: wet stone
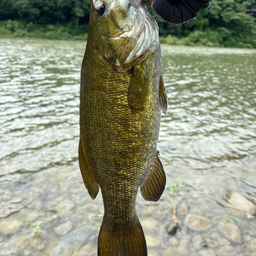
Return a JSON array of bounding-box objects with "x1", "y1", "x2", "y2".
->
[
  {"x1": 50, "y1": 227, "x2": 93, "y2": 256},
  {"x1": 169, "y1": 237, "x2": 179, "y2": 246},
  {"x1": 31, "y1": 237, "x2": 45, "y2": 250},
  {"x1": 228, "y1": 192, "x2": 256, "y2": 216},
  {"x1": 217, "y1": 245, "x2": 242, "y2": 256},
  {"x1": 241, "y1": 236, "x2": 256, "y2": 255},
  {"x1": 177, "y1": 204, "x2": 188, "y2": 215},
  {"x1": 140, "y1": 218, "x2": 158, "y2": 232},
  {"x1": 176, "y1": 246, "x2": 188, "y2": 255},
  {"x1": 55, "y1": 199, "x2": 75, "y2": 214},
  {"x1": 192, "y1": 235, "x2": 207, "y2": 250},
  {"x1": 24, "y1": 250, "x2": 31, "y2": 256},
  {"x1": 199, "y1": 249, "x2": 216, "y2": 256},
  {"x1": 71, "y1": 244, "x2": 95, "y2": 256},
  {"x1": 146, "y1": 236, "x2": 160, "y2": 247},
  {"x1": 218, "y1": 237, "x2": 230, "y2": 246},
  {"x1": 54, "y1": 221, "x2": 73, "y2": 235},
  {"x1": 19, "y1": 173, "x2": 33, "y2": 184},
  {"x1": 218, "y1": 222, "x2": 242, "y2": 243},
  {"x1": 166, "y1": 221, "x2": 180, "y2": 235},
  {"x1": 183, "y1": 214, "x2": 211, "y2": 231},
  {"x1": 162, "y1": 247, "x2": 175, "y2": 256},
  {"x1": 15, "y1": 234, "x2": 31, "y2": 250},
  {"x1": 0, "y1": 219, "x2": 22, "y2": 235}
]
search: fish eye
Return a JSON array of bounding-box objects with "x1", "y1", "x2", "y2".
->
[{"x1": 97, "y1": 4, "x2": 105, "y2": 16}]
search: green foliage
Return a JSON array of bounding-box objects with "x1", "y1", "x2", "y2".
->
[
  {"x1": 0, "y1": 0, "x2": 255, "y2": 48},
  {"x1": 169, "y1": 178, "x2": 181, "y2": 192},
  {"x1": 26, "y1": 22, "x2": 35, "y2": 32},
  {"x1": 26, "y1": 220, "x2": 43, "y2": 237},
  {"x1": 229, "y1": 217, "x2": 239, "y2": 223}
]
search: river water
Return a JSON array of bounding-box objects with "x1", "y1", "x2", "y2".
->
[{"x1": 0, "y1": 39, "x2": 256, "y2": 256}]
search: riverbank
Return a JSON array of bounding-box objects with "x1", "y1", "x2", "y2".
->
[{"x1": 1, "y1": 19, "x2": 256, "y2": 48}]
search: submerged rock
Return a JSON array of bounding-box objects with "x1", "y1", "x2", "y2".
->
[
  {"x1": 183, "y1": 214, "x2": 211, "y2": 231},
  {"x1": 192, "y1": 235, "x2": 208, "y2": 250},
  {"x1": 227, "y1": 192, "x2": 256, "y2": 216},
  {"x1": 199, "y1": 249, "x2": 216, "y2": 256},
  {"x1": 0, "y1": 219, "x2": 22, "y2": 235},
  {"x1": 146, "y1": 236, "x2": 160, "y2": 247},
  {"x1": 50, "y1": 227, "x2": 93, "y2": 256},
  {"x1": 217, "y1": 245, "x2": 242, "y2": 256},
  {"x1": 54, "y1": 221, "x2": 72, "y2": 236},
  {"x1": 218, "y1": 222, "x2": 242, "y2": 243}
]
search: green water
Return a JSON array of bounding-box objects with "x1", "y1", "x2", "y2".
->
[{"x1": 0, "y1": 39, "x2": 256, "y2": 256}]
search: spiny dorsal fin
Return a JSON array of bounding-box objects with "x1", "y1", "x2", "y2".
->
[
  {"x1": 159, "y1": 75, "x2": 168, "y2": 114},
  {"x1": 79, "y1": 139, "x2": 99, "y2": 199},
  {"x1": 140, "y1": 151, "x2": 166, "y2": 201}
]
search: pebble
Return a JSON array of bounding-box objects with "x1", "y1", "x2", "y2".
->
[
  {"x1": 228, "y1": 192, "x2": 256, "y2": 216},
  {"x1": 50, "y1": 227, "x2": 93, "y2": 256},
  {"x1": 54, "y1": 221, "x2": 72, "y2": 235},
  {"x1": 169, "y1": 237, "x2": 179, "y2": 246},
  {"x1": 31, "y1": 237, "x2": 45, "y2": 250},
  {"x1": 71, "y1": 244, "x2": 95, "y2": 256},
  {"x1": 218, "y1": 222, "x2": 242, "y2": 243},
  {"x1": 0, "y1": 219, "x2": 22, "y2": 235},
  {"x1": 15, "y1": 235, "x2": 31, "y2": 250},
  {"x1": 199, "y1": 249, "x2": 216, "y2": 256},
  {"x1": 217, "y1": 245, "x2": 242, "y2": 256},
  {"x1": 241, "y1": 236, "x2": 256, "y2": 255},
  {"x1": 146, "y1": 236, "x2": 160, "y2": 247},
  {"x1": 175, "y1": 246, "x2": 188, "y2": 255},
  {"x1": 183, "y1": 214, "x2": 211, "y2": 231},
  {"x1": 192, "y1": 235, "x2": 207, "y2": 250},
  {"x1": 162, "y1": 247, "x2": 175, "y2": 256},
  {"x1": 218, "y1": 237, "x2": 230, "y2": 246},
  {"x1": 177, "y1": 204, "x2": 188, "y2": 215},
  {"x1": 140, "y1": 218, "x2": 158, "y2": 232},
  {"x1": 55, "y1": 199, "x2": 75, "y2": 214}
]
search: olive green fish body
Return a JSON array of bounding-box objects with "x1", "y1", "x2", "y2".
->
[{"x1": 79, "y1": 1, "x2": 167, "y2": 255}]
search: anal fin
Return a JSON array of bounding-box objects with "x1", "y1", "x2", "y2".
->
[
  {"x1": 140, "y1": 152, "x2": 166, "y2": 201},
  {"x1": 159, "y1": 75, "x2": 168, "y2": 114},
  {"x1": 79, "y1": 139, "x2": 99, "y2": 199}
]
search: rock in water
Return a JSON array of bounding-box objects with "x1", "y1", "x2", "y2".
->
[
  {"x1": 218, "y1": 223, "x2": 243, "y2": 244},
  {"x1": 183, "y1": 214, "x2": 211, "y2": 231},
  {"x1": 50, "y1": 227, "x2": 93, "y2": 256},
  {"x1": 228, "y1": 192, "x2": 256, "y2": 216}
]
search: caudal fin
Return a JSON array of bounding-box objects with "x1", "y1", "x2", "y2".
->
[{"x1": 98, "y1": 217, "x2": 147, "y2": 256}]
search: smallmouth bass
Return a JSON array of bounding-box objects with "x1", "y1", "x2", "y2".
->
[{"x1": 79, "y1": 0, "x2": 167, "y2": 255}]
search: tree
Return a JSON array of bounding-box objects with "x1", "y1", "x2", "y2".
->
[
  {"x1": 12, "y1": 0, "x2": 44, "y2": 24},
  {"x1": 58, "y1": 0, "x2": 91, "y2": 26}
]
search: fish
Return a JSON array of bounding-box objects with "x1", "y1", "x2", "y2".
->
[{"x1": 79, "y1": 0, "x2": 167, "y2": 255}]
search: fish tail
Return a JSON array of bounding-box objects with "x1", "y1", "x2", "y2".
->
[{"x1": 98, "y1": 216, "x2": 147, "y2": 256}]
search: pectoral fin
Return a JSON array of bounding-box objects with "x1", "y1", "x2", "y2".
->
[
  {"x1": 159, "y1": 75, "x2": 168, "y2": 114},
  {"x1": 128, "y1": 63, "x2": 149, "y2": 112},
  {"x1": 140, "y1": 152, "x2": 166, "y2": 201},
  {"x1": 79, "y1": 139, "x2": 99, "y2": 199}
]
